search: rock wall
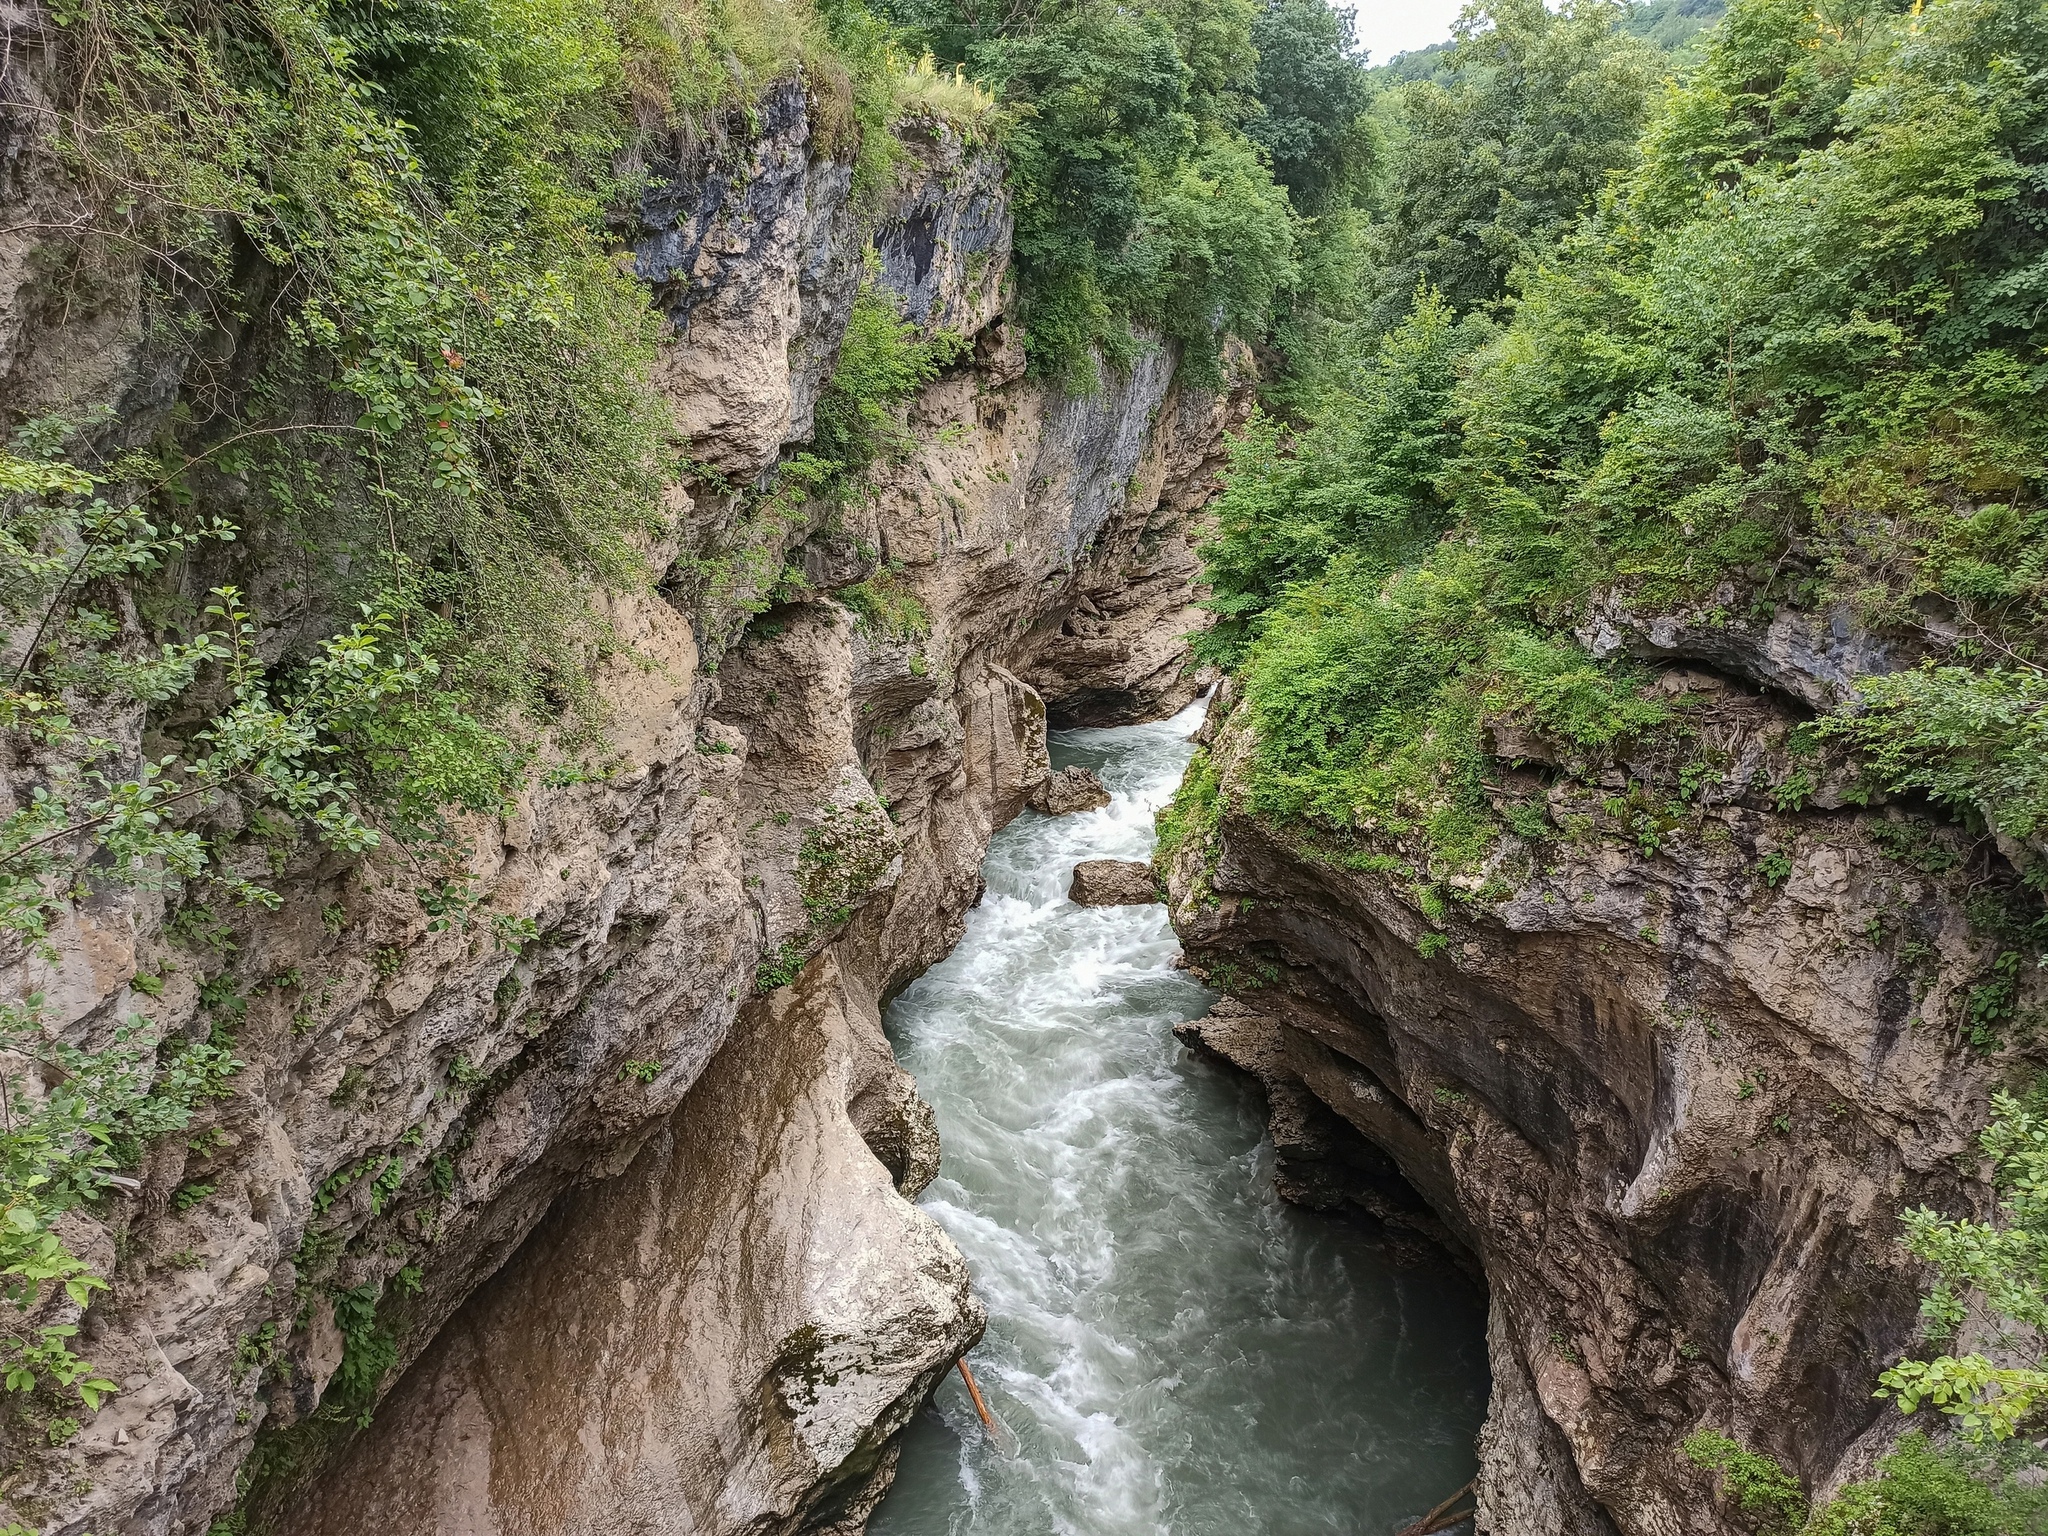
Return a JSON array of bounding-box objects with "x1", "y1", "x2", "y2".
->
[
  {"x1": 0, "y1": 66, "x2": 1247, "y2": 1536},
  {"x1": 1163, "y1": 650, "x2": 2024, "y2": 1534}
]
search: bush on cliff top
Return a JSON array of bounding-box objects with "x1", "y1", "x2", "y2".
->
[
  {"x1": 1686, "y1": 1428, "x2": 2048, "y2": 1536},
  {"x1": 1201, "y1": 0, "x2": 2048, "y2": 887}
]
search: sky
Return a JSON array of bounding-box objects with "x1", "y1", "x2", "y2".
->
[{"x1": 1347, "y1": 0, "x2": 1468, "y2": 63}]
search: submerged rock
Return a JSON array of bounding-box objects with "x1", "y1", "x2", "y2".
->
[
  {"x1": 1068, "y1": 859, "x2": 1157, "y2": 906},
  {"x1": 1031, "y1": 765, "x2": 1111, "y2": 815}
]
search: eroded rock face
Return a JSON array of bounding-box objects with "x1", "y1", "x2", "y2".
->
[
  {"x1": 1067, "y1": 859, "x2": 1156, "y2": 907},
  {"x1": 288, "y1": 954, "x2": 979, "y2": 1536},
  {"x1": 632, "y1": 80, "x2": 861, "y2": 481},
  {"x1": 1163, "y1": 677, "x2": 2017, "y2": 1536},
  {"x1": 0, "y1": 75, "x2": 1243, "y2": 1536},
  {"x1": 1173, "y1": 999, "x2": 1465, "y2": 1267}
]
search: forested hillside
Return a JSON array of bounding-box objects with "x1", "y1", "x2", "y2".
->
[
  {"x1": 1177, "y1": 0, "x2": 2048, "y2": 1521},
  {"x1": 1207, "y1": 0, "x2": 2048, "y2": 874}
]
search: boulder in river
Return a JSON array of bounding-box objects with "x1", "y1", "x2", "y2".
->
[
  {"x1": 1068, "y1": 859, "x2": 1157, "y2": 906},
  {"x1": 1031, "y1": 765, "x2": 1111, "y2": 815}
]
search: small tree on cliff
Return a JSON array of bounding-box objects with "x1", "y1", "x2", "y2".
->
[{"x1": 1880, "y1": 1092, "x2": 2048, "y2": 1444}]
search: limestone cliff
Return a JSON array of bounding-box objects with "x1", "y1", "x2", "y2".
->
[
  {"x1": 1162, "y1": 641, "x2": 2030, "y2": 1533},
  {"x1": 0, "y1": 64, "x2": 1246, "y2": 1536}
]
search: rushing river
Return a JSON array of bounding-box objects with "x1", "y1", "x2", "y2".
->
[{"x1": 868, "y1": 701, "x2": 1491, "y2": 1536}]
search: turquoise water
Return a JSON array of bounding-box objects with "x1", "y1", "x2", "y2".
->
[{"x1": 869, "y1": 702, "x2": 1490, "y2": 1536}]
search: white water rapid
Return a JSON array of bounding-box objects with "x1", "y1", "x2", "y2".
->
[{"x1": 868, "y1": 701, "x2": 1490, "y2": 1536}]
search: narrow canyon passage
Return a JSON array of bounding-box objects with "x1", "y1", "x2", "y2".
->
[{"x1": 870, "y1": 704, "x2": 1490, "y2": 1535}]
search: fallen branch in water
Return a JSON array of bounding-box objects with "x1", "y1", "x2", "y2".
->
[
  {"x1": 1395, "y1": 1478, "x2": 1477, "y2": 1536},
  {"x1": 955, "y1": 1357, "x2": 1019, "y2": 1457}
]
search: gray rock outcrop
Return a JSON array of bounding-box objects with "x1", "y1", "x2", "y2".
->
[
  {"x1": 1031, "y1": 766, "x2": 1111, "y2": 815},
  {"x1": 1067, "y1": 859, "x2": 1157, "y2": 907}
]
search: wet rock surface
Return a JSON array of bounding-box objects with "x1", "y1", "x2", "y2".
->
[
  {"x1": 1030, "y1": 766, "x2": 1111, "y2": 816},
  {"x1": 1067, "y1": 859, "x2": 1158, "y2": 907}
]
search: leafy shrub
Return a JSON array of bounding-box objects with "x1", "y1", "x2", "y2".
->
[
  {"x1": 879, "y1": 0, "x2": 1347, "y2": 386},
  {"x1": 1681, "y1": 1430, "x2": 1808, "y2": 1534},
  {"x1": 1818, "y1": 667, "x2": 2048, "y2": 860},
  {"x1": 326, "y1": 1282, "x2": 399, "y2": 1426},
  {"x1": 1807, "y1": 1434, "x2": 2048, "y2": 1536},
  {"x1": 808, "y1": 280, "x2": 958, "y2": 494},
  {"x1": 754, "y1": 940, "x2": 806, "y2": 993},
  {"x1": 838, "y1": 573, "x2": 932, "y2": 639},
  {"x1": 1880, "y1": 1091, "x2": 2048, "y2": 1443}
]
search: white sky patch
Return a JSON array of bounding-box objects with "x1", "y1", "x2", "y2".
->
[{"x1": 1344, "y1": 0, "x2": 1468, "y2": 64}]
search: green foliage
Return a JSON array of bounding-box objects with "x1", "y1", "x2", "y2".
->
[
  {"x1": 1818, "y1": 668, "x2": 2048, "y2": 859},
  {"x1": 980, "y1": 4, "x2": 1200, "y2": 382},
  {"x1": 1806, "y1": 1433, "x2": 2048, "y2": 1536},
  {"x1": 754, "y1": 939, "x2": 806, "y2": 994},
  {"x1": 808, "y1": 281, "x2": 955, "y2": 495},
  {"x1": 796, "y1": 801, "x2": 898, "y2": 927},
  {"x1": 326, "y1": 1282, "x2": 398, "y2": 1426},
  {"x1": 1682, "y1": 1430, "x2": 1809, "y2": 1534},
  {"x1": 1451, "y1": 0, "x2": 2048, "y2": 622},
  {"x1": 1620, "y1": 0, "x2": 1727, "y2": 52},
  {"x1": 1880, "y1": 1091, "x2": 2048, "y2": 1443},
  {"x1": 1200, "y1": 0, "x2": 2048, "y2": 913},
  {"x1": 1243, "y1": 0, "x2": 1373, "y2": 214},
  {"x1": 1365, "y1": 0, "x2": 1661, "y2": 332},
  {"x1": 879, "y1": 0, "x2": 1324, "y2": 385},
  {"x1": 0, "y1": 1001, "x2": 236, "y2": 1408},
  {"x1": 1153, "y1": 748, "x2": 1222, "y2": 865},
  {"x1": 838, "y1": 572, "x2": 932, "y2": 639},
  {"x1": 1197, "y1": 291, "x2": 1472, "y2": 664},
  {"x1": 1231, "y1": 547, "x2": 1666, "y2": 871}
]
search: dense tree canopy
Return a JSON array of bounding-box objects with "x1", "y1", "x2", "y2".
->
[
  {"x1": 875, "y1": 0, "x2": 1370, "y2": 383},
  {"x1": 1365, "y1": 0, "x2": 1662, "y2": 332},
  {"x1": 1200, "y1": 0, "x2": 2048, "y2": 884},
  {"x1": 1243, "y1": 0, "x2": 1372, "y2": 213}
]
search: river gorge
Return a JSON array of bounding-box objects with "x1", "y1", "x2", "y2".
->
[
  {"x1": 1, "y1": 0, "x2": 2038, "y2": 1531},
  {"x1": 871, "y1": 704, "x2": 1489, "y2": 1534}
]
